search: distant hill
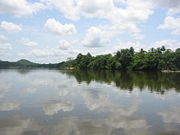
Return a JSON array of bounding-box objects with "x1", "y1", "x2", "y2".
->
[
  {"x1": 16, "y1": 59, "x2": 38, "y2": 66},
  {"x1": 0, "y1": 59, "x2": 61, "y2": 69}
]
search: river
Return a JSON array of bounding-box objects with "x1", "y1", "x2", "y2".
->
[{"x1": 0, "y1": 69, "x2": 180, "y2": 135}]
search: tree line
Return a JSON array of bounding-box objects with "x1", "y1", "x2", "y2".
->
[
  {"x1": 65, "y1": 46, "x2": 180, "y2": 71},
  {"x1": 0, "y1": 46, "x2": 180, "y2": 71}
]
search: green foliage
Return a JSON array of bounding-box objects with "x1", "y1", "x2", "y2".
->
[
  {"x1": 175, "y1": 48, "x2": 180, "y2": 69},
  {"x1": 16, "y1": 59, "x2": 35, "y2": 65},
  {"x1": 0, "y1": 46, "x2": 180, "y2": 71},
  {"x1": 115, "y1": 47, "x2": 134, "y2": 70},
  {"x1": 88, "y1": 54, "x2": 112, "y2": 69},
  {"x1": 71, "y1": 47, "x2": 180, "y2": 71},
  {"x1": 75, "y1": 53, "x2": 93, "y2": 69}
]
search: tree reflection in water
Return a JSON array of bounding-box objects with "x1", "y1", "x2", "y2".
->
[{"x1": 62, "y1": 70, "x2": 180, "y2": 94}]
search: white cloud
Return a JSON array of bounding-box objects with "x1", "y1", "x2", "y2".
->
[
  {"x1": 24, "y1": 41, "x2": 38, "y2": 47},
  {"x1": 0, "y1": 101, "x2": 20, "y2": 111},
  {"x1": 112, "y1": 39, "x2": 180, "y2": 53},
  {"x1": 150, "y1": 0, "x2": 180, "y2": 8},
  {"x1": 153, "y1": 39, "x2": 180, "y2": 50},
  {"x1": 30, "y1": 49, "x2": 56, "y2": 57},
  {"x1": 58, "y1": 40, "x2": 71, "y2": 50},
  {"x1": 159, "y1": 16, "x2": 180, "y2": 35},
  {"x1": 43, "y1": 100, "x2": 74, "y2": 115},
  {"x1": 77, "y1": 0, "x2": 114, "y2": 18},
  {"x1": 44, "y1": 18, "x2": 77, "y2": 35},
  {"x1": 168, "y1": 6, "x2": 180, "y2": 15},
  {"x1": 82, "y1": 26, "x2": 110, "y2": 48},
  {"x1": 18, "y1": 39, "x2": 83, "y2": 62},
  {"x1": 42, "y1": 0, "x2": 153, "y2": 22},
  {"x1": 43, "y1": 0, "x2": 178, "y2": 39},
  {"x1": 0, "y1": 35, "x2": 8, "y2": 41},
  {"x1": 18, "y1": 40, "x2": 84, "y2": 63},
  {"x1": 19, "y1": 37, "x2": 38, "y2": 46},
  {"x1": 107, "y1": 0, "x2": 153, "y2": 23},
  {"x1": 131, "y1": 33, "x2": 144, "y2": 40},
  {"x1": 42, "y1": 0, "x2": 114, "y2": 20},
  {"x1": 19, "y1": 48, "x2": 64, "y2": 58},
  {"x1": 0, "y1": 43, "x2": 12, "y2": 50},
  {"x1": 113, "y1": 0, "x2": 126, "y2": 3},
  {"x1": 18, "y1": 46, "x2": 71, "y2": 63},
  {"x1": 42, "y1": 0, "x2": 153, "y2": 36},
  {"x1": 0, "y1": 35, "x2": 12, "y2": 55},
  {"x1": 0, "y1": 21, "x2": 22, "y2": 33},
  {"x1": 0, "y1": 0, "x2": 46, "y2": 17},
  {"x1": 113, "y1": 41, "x2": 144, "y2": 51},
  {"x1": 149, "y1": 0, "x2": 180, "y2": 14},
  {"x1": 41, "y1": 0, "x2": 79, "y2": 20},
  {"x1": 28, "y1": 47, "x2": 67, "y2": 57},
  {"x1": 43, "y1": 0, "x2": 180, "y2": 41}
]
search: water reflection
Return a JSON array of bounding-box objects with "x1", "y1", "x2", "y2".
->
[
  {"x1": 0, "y1": 81, "x2": 10, "y2": 98},
  {"x1": 0, "y1": 100, "x2": 150, "y2": 135},
  {"x1": 0, "y1": 101, "x2": 20, "y2": 111},
  {"x1": 0, "y1": 69, "x2": 179, "y2": 135},
  {"x1": 0, "y1": 117, "x2": 39, "y2": 135},
  {"x1": 158, "y1": 106, "x2": 180, "y2": 124},
  {"x1": 62, "y1": 70, "x2": 180, "y2": 93},
  {"x1": 58, "y1": 88, "x2": 69, "y2": 97},
  {"x1": 43, "y1": 100, "x2": 149, "y2": 135},
  {"x1": 43, "y1": 100, "x2": 74, "y2": 116},
  {"x1": 79, "y1": 88, "x2": 111, "y2": 111},
  {"x1": 23, "y1": 88, "x2": 37, "y2": 95},
  {"x1": 158, "y1": 106, "x2": 180, "y2": 134}
]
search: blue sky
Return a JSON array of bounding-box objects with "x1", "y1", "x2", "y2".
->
[{"x1": 0, "y1": 0, "x2": 180, "y2": 63}]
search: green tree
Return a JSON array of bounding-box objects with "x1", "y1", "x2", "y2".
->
[{"x1": 115, "y1": 48, "x2": 134, "y2": 70}]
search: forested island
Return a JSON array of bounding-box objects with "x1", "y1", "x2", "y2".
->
[{"x1": 0, "y1": 46, "x2": 180, "y2": 71}]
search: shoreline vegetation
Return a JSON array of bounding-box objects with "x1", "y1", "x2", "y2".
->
[
  {"x1": 0, "y1": 46, "x2": 180, "y2": 71},
  {"x1": 161, "y1": 70, "x2": 180, "y2": 72}
]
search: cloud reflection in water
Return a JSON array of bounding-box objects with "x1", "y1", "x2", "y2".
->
[
  {"x1": 43, "y1": 100, "x2": 74, "y2": 116},
  {"x1": 0, "y1": 101, "x2": 20, "y2": 111}
]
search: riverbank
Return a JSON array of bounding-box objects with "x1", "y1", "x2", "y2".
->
[{"x1": 161, "y1": 70, "x2": 180, "y2": 72}]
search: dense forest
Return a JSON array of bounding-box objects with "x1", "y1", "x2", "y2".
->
[
  {"x1": 0, "y1": 46, "x2": 180, "y2": 71},
  {"x1": 66, "y1": 46, "x2": 180, "y2": 71}
]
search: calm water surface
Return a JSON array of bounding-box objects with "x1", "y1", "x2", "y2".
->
[{"x1": 0, "y1": 69, "x2": 180, "y2": 135}]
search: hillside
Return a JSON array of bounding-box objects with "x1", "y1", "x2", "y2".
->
[
  {"x1": 0, "y1": 59, "x2": 59, "y2": 68},
  {"x1": 16, "y1": 59, "x2": 38, "y2": 66}
]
